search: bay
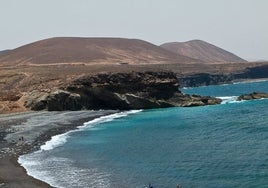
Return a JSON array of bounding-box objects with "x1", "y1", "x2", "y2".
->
[{"x1": 20, "y1": 81, "x2": 268, "y2": 188}]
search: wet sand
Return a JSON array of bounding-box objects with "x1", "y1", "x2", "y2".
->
[{"x1": 0, "y1": 110, "x2": 118, "y2": 188}]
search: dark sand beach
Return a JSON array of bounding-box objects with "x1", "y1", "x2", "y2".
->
[{"x1": 0, "y1": 110, "x2": 117, "y2": 188}]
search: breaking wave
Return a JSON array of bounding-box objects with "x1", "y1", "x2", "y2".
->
[
  {"x1": 39, "y1": 110, "x2": 142, "y2": 151},
  {"x1": 217, "y1": 96, "x2": 239, "y2": 104}
]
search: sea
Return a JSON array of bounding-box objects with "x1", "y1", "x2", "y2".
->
[{"x1": 19, "y1": 80, "x2": 268, "y2": 188}]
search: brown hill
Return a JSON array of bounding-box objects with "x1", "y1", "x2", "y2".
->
[
  {"x1": 0, "y1": 37, "x2": 197, "y2": 66},
  {"x1": 160, "y1": 40, "x2": 247, "y2": 63}
]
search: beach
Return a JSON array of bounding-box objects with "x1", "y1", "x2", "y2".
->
[{"x1": 0, "y1": 110, "x2": 117, "y2": 188}]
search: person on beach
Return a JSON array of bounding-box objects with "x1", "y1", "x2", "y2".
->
[{"x1": 148, "y1": 183, "x2": 153, "y2": 188}]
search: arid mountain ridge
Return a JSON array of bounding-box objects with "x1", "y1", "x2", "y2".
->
[
  {"x1": 0, "y1": 37, "x2": 198, "y2": 66},
  {"x1": 0, "y1": 37, "x2": 247, "y2": 65}
]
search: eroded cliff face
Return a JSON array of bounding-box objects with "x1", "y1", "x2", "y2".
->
[{"x1": 24, "y1": 71, "x2": 222, "y2": 111}]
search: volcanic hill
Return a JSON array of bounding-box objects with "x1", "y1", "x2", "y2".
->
[
  {"x1": 0, "y1": 37, "x2": 197, "y2": 66},
  {"x1": 160, "y1": 40, "x2": 247, "y2": 63}
]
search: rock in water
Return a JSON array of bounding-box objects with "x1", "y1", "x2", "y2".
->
[
  {"x1": 25, "y1": 71, "x2": 222, "y2": 111},
  {"x1": 237, "y1": 92, "x2": 268, "y2": 101}
]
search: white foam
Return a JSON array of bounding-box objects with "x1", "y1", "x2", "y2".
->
[
  {"x1": 19, "y1": 154, "x2": 112, "y2": 188},
  {"x1": 18, "y1": 155, "x2": 73, "y2": 188},
  {"x1": 79, "y1": 110, "x2": 142, "y2": 129},
  {"x1": 217, "y1": 96, "x2": 239, "y2": 104},
  {"x1": 40, "y1": 133, "x2": 70, "y2": 151},
  {"x1": 39, "y1": 110, "x2": 142, "y2": 151},
  {"x1": 233, "y1": 79, "x2": 268, "y2": 85}
]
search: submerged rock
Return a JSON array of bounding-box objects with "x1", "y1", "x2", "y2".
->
[
  {"x1": 237, "y1": 92, "x2": 268, "y2": 101},
  {"x1": 25, "y1": 71, "x2": 222, "y2": 111}
]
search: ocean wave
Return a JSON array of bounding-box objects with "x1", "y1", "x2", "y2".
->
[
  {"x1": 78, "y1": 110, "x2": 143, "y2": 129},
  {"x1": 217, "y1": 96, "x2": 239, "y2": 104},
  {"x1": 40, "y1": 133, "x2": 70, "y2": 151},
  {"x1": 233, "y1": 79, "x2": 268, "y2": 85},
  {"x1": 18, "y1": 154, "x2": 112, "y2": 188},
  {"x1": 18, "y1": 155, "x2": 68, "y2": 188},
  {"x1": 39, "y1": 110, "x2": 142, "y2": 151}
]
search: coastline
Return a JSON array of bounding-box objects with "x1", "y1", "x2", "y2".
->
[
  {"x1": 232, "y1": 78, "x2": 268, "y2": 84},
  {"x1": 181, "y1": 78, "x2": 268, "y2": 89},
  {"x1": 0, "y1": 110, "x2": 118, "y2": 188}
]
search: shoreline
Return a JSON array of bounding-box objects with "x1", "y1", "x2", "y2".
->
[
  {"x1": 232, "y1": 78, "x2": 268, "y2": 84},
  {"x1": 181, "y1": 78, "x2": 268, "y2": 89},
  {"x1": 0, "y1": 110, "x2": 118, "y2": 188}
]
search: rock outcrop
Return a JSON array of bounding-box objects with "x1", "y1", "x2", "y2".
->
[
  {"x1": 237, "y1": 92, "x2": 268, "y2": 101},
  {"x1": 24, "y1": 90, "x2": 82, "y2": 111},
  {"x1": 24, "y1": 71, "x2": 222, "y2": 111}
]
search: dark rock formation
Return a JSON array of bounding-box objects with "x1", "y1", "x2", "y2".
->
[
  {"x1": 46, "y1": 90, "x2": 82, "y2": 111},
  {"x1": 179, "y1": 73, "x2": 234, "y2": 87},
  {"x1": 237, "y1": 92, "x2": 268, "y2": 101},
  {"x1": 239, "y1": 65, "x2": 268, "y2": 79},
  {"x1": 179, "y1": 65, "x2": 268, "y2": 87},
  {"x1": 25, "y1": 71, "x2": 222, "y2": 111}
]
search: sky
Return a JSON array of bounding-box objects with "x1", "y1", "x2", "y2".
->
[{"x1": 1, "y1": 0, "x2": 267, "y2": 60}]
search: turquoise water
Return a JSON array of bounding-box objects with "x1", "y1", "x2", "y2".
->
[
  {"x1": 181, "y1": 80, "x2": 268, "y2": 97},
  {"x1": 20, "y1": 81, "x2": 268, "y2": 188}
]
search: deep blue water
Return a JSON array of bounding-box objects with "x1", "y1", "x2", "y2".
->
[{"x1": 20, "y1": 81, "x2": 268, "y2": 188}]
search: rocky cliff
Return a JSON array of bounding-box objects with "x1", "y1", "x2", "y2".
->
[
  {"x1": 179, "y1": 73, "x2": 234, "y2": 87},
  {"x1": 24, "y1": 72, "x2": 221, "y2": 111},
  {"x1": 179, "y1": 65, "x2": 268, "y2": 87}
]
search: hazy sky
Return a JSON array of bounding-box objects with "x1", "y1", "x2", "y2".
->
[{"x1": 1, "y1": 0, "x2": 267, "y2": 60}]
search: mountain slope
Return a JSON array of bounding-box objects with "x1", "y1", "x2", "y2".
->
[
  {"x1": 160, "y1": 40, "x2": 247, "y2": 63},
  {"x1": 0, "y1": 37, "x2": 197, "y2": 66},
  {"x1": 0, "y1": 50, "x2": 11, "y2": 55}
]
